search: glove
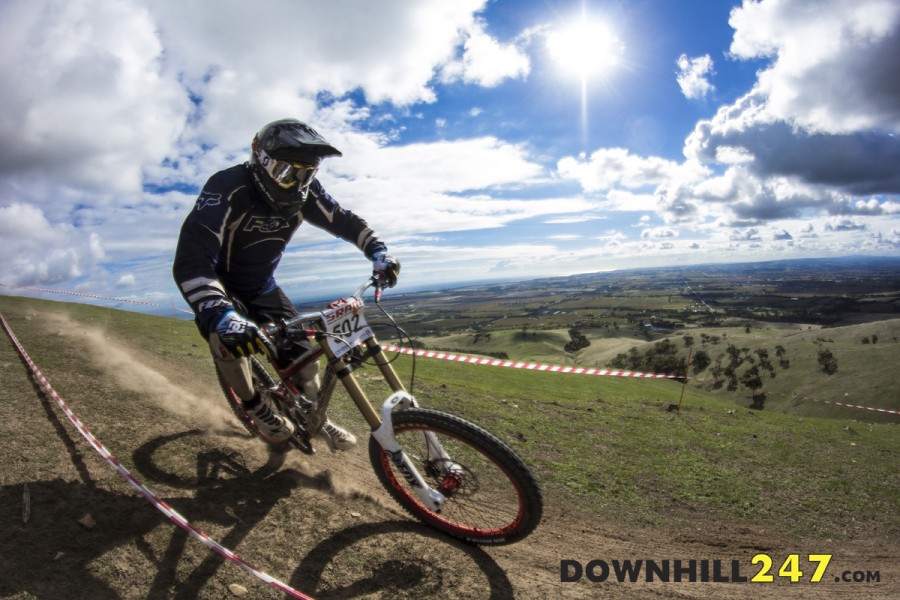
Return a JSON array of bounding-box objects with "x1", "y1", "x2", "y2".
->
[
  {"x1": 215, "y1": 311, "x2": 272, "y2": 358},
  {"x1": 371, "y1": 251, "x2": 400, "y2": 288}
]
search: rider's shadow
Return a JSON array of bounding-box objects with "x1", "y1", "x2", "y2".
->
[
  {"x1": 131, "y1": 430, "x2": 310, "y2": 599},
  {"x1": 290, "y1": 520, "x2": 515, "y2": 599},
  {"x1": 134, "y1": 430, "x2": 515, "y2": 599}
]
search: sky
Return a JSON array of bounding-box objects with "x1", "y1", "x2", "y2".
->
[{"x1": 1, "y1": 0, "x2": 898, "y2": 313}]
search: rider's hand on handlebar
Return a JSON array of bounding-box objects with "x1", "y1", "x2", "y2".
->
[
  {"x1": 215, "y1": 311, "x2": 274, "y2": 358},
  {"x1": 371, "y1": 251, "x2": 400, "y2": 288}
]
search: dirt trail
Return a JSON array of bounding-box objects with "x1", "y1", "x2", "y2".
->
[{"x1": 1, "y1": 311, "x2": 896, "y2": 599}]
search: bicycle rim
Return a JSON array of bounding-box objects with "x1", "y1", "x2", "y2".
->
[{"x1": 368, "y1": 408, "x2": 542, "y2": 545}]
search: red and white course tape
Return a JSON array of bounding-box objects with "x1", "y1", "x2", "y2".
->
[
  {"x1": 809, "y1": 398, "x2": 899, "y2": 416},
  {"x1": 383, "y1": 345, "x2": 684, "y2": 380},
  {"x1": 0, "y1": 283, "x2": 194, "y2": 315},
  {"x1": 0, "y1": 313, "x2": 313, "y2": 600},
  {"x1": 381, "y1": 348, "x2": 899, "y2": 415}
]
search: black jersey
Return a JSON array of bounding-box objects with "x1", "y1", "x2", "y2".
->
[{"x1": 173, "y1": 163, "x2": 385, "y2": 333}]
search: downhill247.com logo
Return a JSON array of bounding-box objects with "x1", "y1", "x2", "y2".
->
[{"x1": 561, "y1": 555, "x2": 881, "y2": 585}]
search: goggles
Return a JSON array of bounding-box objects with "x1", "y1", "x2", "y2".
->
[{"x1": 258, "y1": 148, "x2": 318, "y2": 190}]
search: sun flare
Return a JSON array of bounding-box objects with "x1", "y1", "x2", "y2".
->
[{"x1": 546, "y1": 16, "x2": 624, "y2": 81}]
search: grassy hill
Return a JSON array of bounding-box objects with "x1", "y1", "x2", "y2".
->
[
  {"x1": 415, "y1": 319, "x2": 900, "y2": 422},
  {"x1": 1, "y1": 294, "x2": 898, "y2": 597}
]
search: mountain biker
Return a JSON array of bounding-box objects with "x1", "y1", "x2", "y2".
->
[{"x1": 173, "y1": 118, "x2": 400, "y2": 448}]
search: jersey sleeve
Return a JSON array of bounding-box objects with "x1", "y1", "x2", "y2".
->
[
  {"x1": 172, "y1": 181, "x2": 235, "y2": 333},
  {"x1": 301, "y1": 180, "x2": 387, "y2": 258}
]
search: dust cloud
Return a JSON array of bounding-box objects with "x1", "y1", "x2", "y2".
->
[{"x1": 45, "y1": 312, "x2": 240, "y2": 433}]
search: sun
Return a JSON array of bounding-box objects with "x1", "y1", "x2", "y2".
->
[{"x1": 546, "y1": 15, "x2": 624, "y2": 81}]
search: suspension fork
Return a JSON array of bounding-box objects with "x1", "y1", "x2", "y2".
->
[
  {"x1": 371, "y1": 391, "x2": 447, "y2": 512},
  {"x1": 318, "y1": 333, "x2": 383, "y2": 429},
  {"x1": 367, "y1": 337, "x2": 455, "y2": 509},
  {"x1": 321, "y1": 334, "x2": 448, "y2": 511},
  {"x1": 363, "y1": 336, "x2": 452, "y2": 460},
  {"x1": 365, "y1": 338, "x2": 406, "y2": 393}
]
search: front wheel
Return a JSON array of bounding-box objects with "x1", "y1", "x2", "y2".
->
[{"x1": 368, "y1": 408, "x2": 543, "y2": 545}]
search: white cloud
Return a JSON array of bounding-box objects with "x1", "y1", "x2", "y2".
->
[
  {"x1": 440, "y1": 19, "x2": 531, "y2": 87},
  {"x1": 334, "y1": 136, "x2": 544, "y2": 194},
  {"x1": 728, "y1": 0, "x2": 900, "y2": 134},
  {"x1": 685, "y1": 93, "x2": 900, "y2": 194},
  {"x1": 544, "y1": 216, "x2": 606, "y2": 225},
  {"x1": 149, "y1": 0, "x2": 488, "y2": 108},
  {"x1": 556, "y1": 148, "x2": 699, "y2": 192},
  {"x1": 676, "y1": 54, "x2": 715, "y2": 99},
  {"x1": 683, "y1": 0, "x2": 900, "y2": 200},
  {"x1": 641, "y1": 227, "x2": 678, "y2": 239},
  {"x1": 670, "y1": 0, "x2": 900, "y2": 245},
  {"x1": 0, "y1": 203, "x2": 104, "y2": 285},
  {"x1": 729, "y1": 227, "x2": 762, "y2": 242},
  {"x1": 555, "y1": 144, "x2": 889, "y2": 231},
  {"x1": 0, "y1": 0, "x2": 188, "y2": 195},
  {"x1": 313, "y1": 134, "x2": 582, "y2": 238},
  {"x1": 825, "y1": 217, "x2": 867, "y2": 232}
]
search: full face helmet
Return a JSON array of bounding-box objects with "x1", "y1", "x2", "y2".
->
[{"x1": 249, "y1": 119, "x2": 342, "y2": 217}]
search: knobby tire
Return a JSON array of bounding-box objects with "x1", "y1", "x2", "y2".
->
[{"x1": 368, "y1": 407, "x2": 543, "y2": 545}]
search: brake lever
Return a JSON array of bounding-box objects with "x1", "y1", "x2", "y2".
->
[
  {"x1": 371, "y1": 275, "x2": 384, "y2": 303},
  {"x1": 259, "y1": 330, "x2": 279, "y2": 362}
]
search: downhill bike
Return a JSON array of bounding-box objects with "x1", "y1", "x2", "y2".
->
[{"x1": 216, "y1": 276, "x2": 543, "y2": 545}]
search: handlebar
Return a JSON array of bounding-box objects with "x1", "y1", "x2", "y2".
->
[{"x1": 262, "y1": 276, "x2": 385, "y2": 341}]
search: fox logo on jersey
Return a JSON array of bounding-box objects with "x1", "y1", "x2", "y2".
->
[
  {"x1": 196, "y1": 192, "x2": 222, "y2": 211},
  {"x1": 243, "y1": 216, "x2": 291, "y2": 233}
]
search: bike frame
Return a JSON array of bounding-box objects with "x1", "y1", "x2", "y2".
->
[{"x1": 262, "y1": 278, "x2": 449, "y2": 512}]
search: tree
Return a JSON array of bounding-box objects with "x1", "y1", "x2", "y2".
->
[
  {"x1": 691, "y1": 350, "x2": 711, "y2": 374},
  {"x1": 740, "y1": 365, "x2": 764, "y2": 392},
  {"x1": 725, "y1": 344, "x2": 742, "y2": 367},
  {"x1": 564, "y1": 327, "x2": 590, "y2": 353},
  {"x1": 817, "y1": 348, "x2": 838, "y2": 375}
]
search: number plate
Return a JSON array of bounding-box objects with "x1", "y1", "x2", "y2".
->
[{"x1": 322, "y1": 297, "x2": 373, "y2": 358}]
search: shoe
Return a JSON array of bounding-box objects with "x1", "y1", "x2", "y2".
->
[
  {"x1": 321, "y1": 420, "x2": 357, "y2": 451},
  {"x1": 244, "y1": 399, "x2": 295, "y2": 443}
]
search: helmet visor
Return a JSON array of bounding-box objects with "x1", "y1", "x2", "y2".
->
[{"x1": 259, "y1": 149, "x2": 318, "y2": 190}]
